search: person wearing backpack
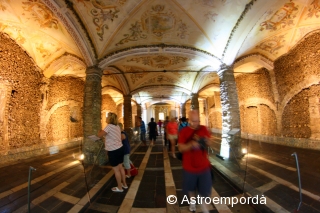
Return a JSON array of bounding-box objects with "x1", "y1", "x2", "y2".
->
[{"x1": 179, "y1": 116, "x2": 188, "y2": 132}]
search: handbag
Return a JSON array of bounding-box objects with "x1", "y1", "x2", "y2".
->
[{"x1": 128, "y1": 163, "x2": 138, "y2": 176}]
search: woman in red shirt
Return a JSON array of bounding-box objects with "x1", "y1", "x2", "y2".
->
[{"x1": 166, "y1": 117, "x2": 178, "y2": 158}]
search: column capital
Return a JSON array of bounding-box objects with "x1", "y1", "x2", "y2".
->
[
  {"x1": 86, "y1": 65, "x2": 102, "y2": 79},
  {"x1": 217, "y1": 63, "x2": 234, "y2": 77},
  {"x1": 123, "y1": 94, "x2": 132, "y2": 100}
]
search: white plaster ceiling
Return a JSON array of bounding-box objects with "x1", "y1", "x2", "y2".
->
[{"x1": 1, "y1": 0, "x2": 320, "y2": 105}]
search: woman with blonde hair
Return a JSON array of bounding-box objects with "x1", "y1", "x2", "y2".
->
[{"x1": 98, "y1": 112, "x2": 128, "y2": 192}]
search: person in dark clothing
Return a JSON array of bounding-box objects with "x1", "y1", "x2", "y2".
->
[
  {"x1": 179, "y1": 116, "x2": 188, "y2": 132},
  {"x1": 138, "y1": 117, "x2": 147, "y2": 146},
  {"x1": 148, "y1": 117, "x2": 158, "y2": 146},
  {"x1": 118, "y1": 123, "x2": 131, "y2": 178},
  {"x1": 163, "y1": 116, "x2": 170, "y2": 148}
]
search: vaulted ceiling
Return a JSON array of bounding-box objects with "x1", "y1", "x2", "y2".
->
[{"x1": 1, "y1": 0, "x2": 320, "y2": 106}]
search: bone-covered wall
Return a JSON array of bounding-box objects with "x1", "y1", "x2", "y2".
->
[
  {"x1": 0, "y1": 33, "x2": 42, "y2": 154},
  {"x1": 101, "y1": 94, "x2": 117, "y2": 127},
  {"x1": 45, "y1": 76, "x2": 84, "y2": 142},
  {"x1": 235, "y1": 68, "x2": 276, "y2": 136},
  {"x1": 276, "y1": 31, "x2": 320, "y2": 139},
  {"x1": 208, "y1": 31, "x2": 320, "y2": 143},
  {"x1": 0, "y1": 32, "x2": 85, "y2": 163}
]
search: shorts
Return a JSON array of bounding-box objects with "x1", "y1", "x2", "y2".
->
[
  {"x1": 107, "y1": 146, "x2": 124, "y2": 167},
  {"x1": 149, "y1": 133, "x2": 156, "y2": 141},
  {"x1": 167, "y1": 134, "x2": 178, "y2": 140},
  {"x1": 140, "y1": 132, "x2": 146, "y2": 142},
  {"x1": 123, "y1": 154, "x2": 131, "y2": 169},
  {"x1": 182, "y1": 168, "x2": 212, "y2": 197}
]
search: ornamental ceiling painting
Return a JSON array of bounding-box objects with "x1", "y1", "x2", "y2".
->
[
  {"x1": 1, "y1": 0, "x2": 320, "y2": 105},
  {"x1": 238, "y1": 0, "x2": 320, "y2": 60}
]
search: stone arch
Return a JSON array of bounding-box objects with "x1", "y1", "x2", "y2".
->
[
  {"x1": 44, "y1": 100, "x2": 81, "y2": 128},
  {"x1": 240, "y1": 97, "x2": 276, "y2": 112},
  {"x1": 43, "y1": 54, "x2": 86, "y2": 78},
  {"x1": 131, "y1": 85, "x2": 191, "y2": 95},
  {"x1": 192, "y1": 66, "x2": 217, "y2": 93},
  {"x1": 239, "y1": 98, "x2": 278, "y2": 135},
  {"x1": 44, "y1": 100, "x2": 82, "y2": 143},
  {"x1": 198, "y1": 83, "x2": 220, "y2": 94},
  {"x1": 234, "y1": 54, "x2": 274, "y2": 71},
  {"x1": 279, "y1": 75, "x2": 320, "y2": 115},
  {"x1": 99, "y1": 45, "x2": 222, "y2": 68},
  {"x1": 102, "y1": 67, "x2": 130, "y2": 95}
]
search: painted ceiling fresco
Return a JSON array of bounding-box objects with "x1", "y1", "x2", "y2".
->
[
  {"x1": 1, "y1": 0, "x2": 320, "y2": 105},
  {"x1": 238, "y1": 0, "x2": 320, "y2": 59}
]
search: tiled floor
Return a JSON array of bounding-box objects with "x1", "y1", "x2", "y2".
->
[{"x1": 0, "y1": 134, "x2": 320, "y2": 212}]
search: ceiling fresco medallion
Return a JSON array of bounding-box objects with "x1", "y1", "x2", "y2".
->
[
  {"x1": 22, "y1": 0, "x2": 59, "y2": 29},
  {"x1": 256, "y1": 34, "x2": 285, "y2": 55},
  {"x1": 142, "y1": 5, "x2": 175, "y2": 37},
  {"x1": 260, "y1": 1, "x2": 299, "y2": 32},
  {"x1": 116, "y1": 4, "x2": 188, "y2": 45},
  {"x1": 127, "y1": 55, "x2": 190, "y2": 68}
]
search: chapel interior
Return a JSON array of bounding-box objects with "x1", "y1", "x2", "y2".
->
[{"x1": 0, "y1": 0, "x2": 320, "y2": 213}]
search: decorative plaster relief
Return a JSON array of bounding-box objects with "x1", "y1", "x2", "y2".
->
[
  {"x1": 78, "y1": 0, "x2": 123, "y2": 41},
  {"x1": 260, "y1": 1, "x2": 299, "y2": 32},
  {"x1": 127, "y1": 55, "x2": 190, "y2": 68},
  {"x1": 116, "y1": 21, "x2": 147, "y2": 46},
  {"x1": 139, "y1": 75, "x2": 177, "y2": 87},
  {"x1": 22, "y1": 0, "x2": 59, "y2": 29},
  {"x1": 306, "y1": 0, "x2": 320, "y2": 19},
  {"x1": 256, "y1": 34, "x2": 286, "y2": 55},
  {"x1": 141, "y1": 4, "x2": 176, "y2": 37},
  {"x1": 137, "y1": 71, "x2": 194, "y2": 88},
  {"x1": 103, "y1": 71, "x2": 116, "y2": 80},
  {"x1": 204, "y1": 11, "x2": 218, "y2": 22},
  {"x1": 130, "y1": 73, "x2": 146, "y2": 84},
  {"x1": 116, "y1": 4, "x2": 188, "y2": 45},
  {"x1": 122, "y1": 65, "x2": 148, "y2": 84},
  {"x1": 35, "y1": 42, "x2": 61, "y2": 59}
]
